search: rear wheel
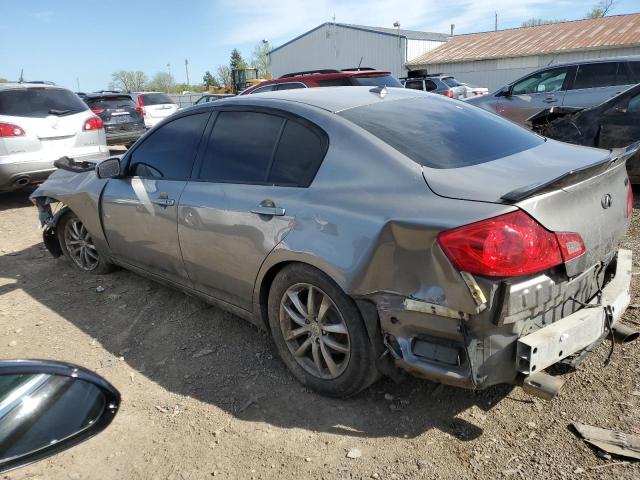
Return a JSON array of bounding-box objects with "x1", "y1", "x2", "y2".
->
[
  {"x1": 57, "y1": 212, "x2": 113, "y2": 274},
  {"x1": 268, "y1": 264, "x2": 378, "y2": 397}
]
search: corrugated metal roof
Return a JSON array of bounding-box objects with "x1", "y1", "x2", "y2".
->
[{"x1": 407, "y1": 13, "x2": 640, "y2": 66}]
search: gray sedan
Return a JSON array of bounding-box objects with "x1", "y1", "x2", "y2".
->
[{"x1": 31, "y1": 87, "x2": 637, "y2": 399}]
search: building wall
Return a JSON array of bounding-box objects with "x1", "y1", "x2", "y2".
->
[
  {"x1": 418, "y1": 46, "x2": 640, "y2": 91},
  {"x1": 406, "y1": 39, "x2": 447, "y2": 62},
  {"x1": 269, "y1": 24, "x2": 444, "y2": 78}
]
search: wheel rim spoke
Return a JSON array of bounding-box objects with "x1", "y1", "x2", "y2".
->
[
  {"x1": 319, "y1": 340, "x2": 339, "y2": 377},
  {"x1": 287, "y1": 290, "x2": 308, "y2": 319},
  {"x1": 322, "y1": 323, "x2": 348, "y2": 335},
  {"x1": 311, "y1": 340, "x2": 323, "y2": 374},
  {"x1": 317, "y1": 295, "x2": 331, "y2": 323},
  {"x1": 284, "y1": 326, "x2": 309, "y2": 341},
  {"x1": 307, "y1": 286, "x2": 315, "y2": 317},
  {"x1": 321, "y1": 335, "x2": 349, "y2": 353},
  {"x1": 283, "y1": 304, "x2": 307, "y2": 327},
  {"x1": 294, "y1": 337, "x2": 312, "y2": 357}
]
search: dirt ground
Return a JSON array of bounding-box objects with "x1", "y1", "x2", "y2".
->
[{"x1": 1, "y1": 187, "x2": 640, "y2": 480}]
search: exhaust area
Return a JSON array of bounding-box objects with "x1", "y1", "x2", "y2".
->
[
  {"x1": 13, "y1": 177, "x2": 30, "y2": 187},
  {"x1": 612, "y1": 323, "x2": 640, "y2": 344},
  {"x1": 521, "y1": 372, "x2": 565, "y2": 401}
]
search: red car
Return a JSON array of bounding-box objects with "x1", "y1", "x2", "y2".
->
[{"x1": 241, "y1": 68, "x2": 403, "y2": 95}]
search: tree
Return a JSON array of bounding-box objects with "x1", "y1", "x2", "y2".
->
[
  {"x1": 586, "y1": 0, "x2": 615, "y2": 18},
  {"x1": 251, "y1": 42, "x2": 270, "y2": 78},
  {"x1": 521, "y1": 18, "x2": 565, "y2": 27},
  {"x1": 202, "y1": 71, "x2": 218, "y2": 88},
  {"x1": 109, "y1": 70, "x2": 147, "y2": 91},
  {"x1": 230, "y1": 48, "x2": 247, "y2": 71},
  {"x1": 147, "y1": 71, "x2": 174, "y2": 93},
  {"x1": 216, "y1": 65, "x2": 233, "y2": 88}
]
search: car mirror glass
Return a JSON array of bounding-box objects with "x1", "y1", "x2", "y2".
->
[
  {"x1": 95, "y1": 157, "x2": 121, "y2": 179},
  {"x1": 0, "y1": 361, "x2": 119, "y2": 474}
]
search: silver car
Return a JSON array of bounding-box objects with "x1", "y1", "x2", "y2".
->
[
  {"x1": 0, "y1": 83, "x2": 109, "y2": 192},
  {"x1": 31, "y1": 87, "x2": 638, "y2": 399},
  {"x1": 467, "y1": 57, "x2": 640, "y2": 124}
]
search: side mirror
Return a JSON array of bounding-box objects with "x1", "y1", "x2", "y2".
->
[
  {"x1": 95, "y1": 157, "x2": 121, "y2": 179},
  {"x1": 496, "y1": 86, "x2": 512, "y2": 98},
  {"x1": 0, "y1": 360, "x2": 120, "y2": 474}
]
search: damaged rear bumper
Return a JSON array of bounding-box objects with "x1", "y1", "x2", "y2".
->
[{"x1": 374, "y1": 249, "x2": 633, "y2": 392}]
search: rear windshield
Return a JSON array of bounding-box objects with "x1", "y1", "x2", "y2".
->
[
  {"x1": 139, "y1": 93, "x2": 175, "y2": 105},
  {"x1": 0, "y1": 88, "x2": 87, "y2": 117},
  {"x1": 86, "y1": 96, "x2": 136, "y2": 109},
  {"x1": 350, "y1": 75, "x2": 403, "y2": 88},
  {"x1": 442, "y1": 77, "x2": 462, "y2": 87},
  {"x1": 339, "y1": 96, "x2": 543, "y2": 169}
]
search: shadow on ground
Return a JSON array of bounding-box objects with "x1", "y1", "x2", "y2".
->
[{"x1": 0, "y1": 191, "x2": 512, "y2": 441}]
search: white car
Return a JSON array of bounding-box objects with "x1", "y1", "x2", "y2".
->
[
  {"x1": 460, "y1": 83, "x2": 489, "y2": 98},
  {"x1": 0, "y1": 83, "x2": 109, "y2": 192},
  {"x1": 130, "y1": 92, "x2": 178, "y2": 129}
]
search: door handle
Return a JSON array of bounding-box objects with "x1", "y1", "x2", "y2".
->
[
  {"x1": 152, "y1": 198, "x2": 175, "y2": 207},
  {"x1": 251, "y1": 205, "x2": 285, "y2": 216},
  {"x1": 543, "y1": 97, "x2": 557, "y2": 103}
]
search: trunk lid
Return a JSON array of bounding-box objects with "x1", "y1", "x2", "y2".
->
[{"x1": 424, "y1": 140, "x2": 635, "y2": 275}]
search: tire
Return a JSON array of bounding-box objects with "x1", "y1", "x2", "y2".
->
[
  {"x1": 268, "y1": 264, "x2": 378, "y2": 397},
  {"x1": 57, "y1": 211, "x2": 114, "y2": 274}
]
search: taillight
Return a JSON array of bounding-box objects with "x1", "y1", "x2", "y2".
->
[
  {"x1": 444, "y1": 89, "x2": 454, "y2": 98},
  {"x1": 627, "y1": 180, "x2": 634, "y2": 218},
  {"x1": 0, "y1": 122, "x2": 25, "y2": 137},
  {"x1": 437, "y1": 211, "x2": 584, "y2": 277},
  {"x1": 83, "y1": 116, "x2": 104, "y2": 131},
  {"x1": 91, "y1": 108, "x2": 105, "y2": 114},
  {"x1": 133, "y1": 105, "x2": 144, "y2": 116},
  {"x1": 137, "y1": 95, "x2": 146, "y2": 116}
]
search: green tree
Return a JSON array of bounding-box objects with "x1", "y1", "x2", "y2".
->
[
  {"x1": 216, "y1": 65, "x2": 233, "y2": 88},
  {"x1": 0, "y1": 78, "x2": 8, "y2": 83},
  {"x1": 230, "y1": 48, "x2": 247, "y2": 70},
  {"x1": 521, "y1": 18, "x2": 565, "y2": 27},
  {"x1": 147, "y1": 71, "x2": 174, "y2": 93},
  {"x1": 109, "y1": 70, "x2": 147, "y2": 91},
  {"x1": 250, "y1": 42, "x2": 270, "y2": 78},
  {"x1": 202, "y1": 71, "x2": 218, "y2": 88},
  {"x1": 585, "y1": 0, "x2": 614, "y2": 18}
]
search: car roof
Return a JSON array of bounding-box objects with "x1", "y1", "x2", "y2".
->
[
  {"x1": 85, "y1": 92, "x2": 135, "y2": 99},
  {"x1": 245, "y1": 69, "x2": 393, "y2": 91},
  {"x1": 0, "y1": 82, "x2": 65, "y2": 91},
  {"x1": 198, "y1": 86, "x2": 422, "y2": 114}
]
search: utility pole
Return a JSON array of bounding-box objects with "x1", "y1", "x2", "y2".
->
[
  {"x1": 184, "y1": 59, "x2": 190, "y2": 86},
  {"x1": 495, "y1": 12, "x2": 498, "y2": 31},
  {"x1": 393, "y1": 21, "x2": 402, "y2": 77},
  {"x1": 76, "y1": 77, "x2": 80, "y2": 91},
  {"x1": 19, "y1": 69, "x2": 24, "y2": 83},
  {"x1": 166, "y1": 63, "x2": 171, "y2": 93}
]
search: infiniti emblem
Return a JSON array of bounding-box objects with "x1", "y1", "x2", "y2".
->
[{"x1": 601, "y1": 194, "x2": 612, "y2": 209}]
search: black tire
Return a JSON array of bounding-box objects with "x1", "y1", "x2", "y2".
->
[
  {"x1": 57, "y1": 211, "x2": 114, "y2": 274},
  {"x1": 268, "y1": 264, "x2": 378, "y2": 397}
]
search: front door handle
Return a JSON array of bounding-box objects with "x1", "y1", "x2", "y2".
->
[
  {"x1": 543, "y1": 96, "x2": 557, "y2": 103},
  {"x1": 251, "y1": 205, "x2": 285, "y2": 216},
  {"x1": 152, "y1": 198, "x2": 175, "y2": 207}
]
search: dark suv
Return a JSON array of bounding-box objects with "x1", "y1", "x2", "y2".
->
[
  {"x1": 241, "y1": 68, "x2": 403, "y2": 95},
  {"x1": 84, "y1": 93, "x2": 146, "y2": 146}
]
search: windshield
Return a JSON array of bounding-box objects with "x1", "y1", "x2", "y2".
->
[
  {"x1": 139, "y1": 93, "x2": 175, "y2": 105},
  {"x1": 442, "y1": 77, "x2": 462, "y2": 87},
  {"x1": 86, "y1": 96, "x2": 136, "y2": 109},
  {"x1": 339, "y1": 96, "x2": 543, "y2": 169},
  {"x1": 350, "y1": 75, "x2": 403, "y2": 88},
  {"x1": 0, "y1": 88, "x2": 87, "y2": 117}
]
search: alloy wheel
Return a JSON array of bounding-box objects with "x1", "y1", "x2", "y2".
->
[{"x1": 64, "y1": 218, "x2": 100, "y2": 271}]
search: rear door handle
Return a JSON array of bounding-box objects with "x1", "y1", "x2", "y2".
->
[
  {"x1": 152, "y1": 198, "x2": 175, "y2": 207},
  {"x1": 251, "y1": 205, "x2": 285, "y2": 216},
  {"x1": 543, "y1": 97, "x2": 557, "y2": 103}
]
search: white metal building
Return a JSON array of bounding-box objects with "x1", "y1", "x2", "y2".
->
[
  {"x1": 407, "y1": 14, "x2": 640, "y2": 91},
  {"x1": 268, "y1": 23, "x2": 448, "y2": 78}
]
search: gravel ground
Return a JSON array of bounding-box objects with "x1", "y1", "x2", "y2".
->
[{"x1": 1, "y1": 187, "x2": 639, "y2": 480}]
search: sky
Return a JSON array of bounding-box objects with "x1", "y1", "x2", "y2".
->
[{"x1": 1, "y1": 0, "x2": 638, "y2": 91}]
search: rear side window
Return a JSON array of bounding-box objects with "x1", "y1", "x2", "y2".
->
[
  {"x1": 442, "y1": 77, "x2": 461, "y2": 87},
  {"x1": 318, "y1": 78, "x2": 352, "y2": 87},
  {"x1": 572, "y1": 62, "x2": 621, "y2": 89},
  {"x1": 139, "y1": 93, "x2": 175, "y2": 105},
  {"x1": 629, "y1": 62, "x2": 640, "y2": 83},
  {"x1": 275, "y1": 83, "x2": 305, "y2": 91},
  {"x1": 198, "y1": 110, "x2": 328, "y2": 186},
  {"x1": 86, "y1": 96, "x2": 136, "y2": 109},
  {"x1": 128, "y1": 112, "x2": 209, "y2": 179},
  {"x1": 249, "y1": 85, "x2": 275, "y2": 94},
  {"x1": 350, "y1": 75, "x2": 403, "y2": 87},
  {"x1": 339, "y1": 96, "x2": 543, "y2": 169},
  {"x1": 424, "y1": 80, "x2": 438, "y2": 91},
  {"x1": 404, "y1": 80, "x2": 424, "y2": 91},
  {"x1": 0, "y1": 88, "x2": 87, "y2": 117}
]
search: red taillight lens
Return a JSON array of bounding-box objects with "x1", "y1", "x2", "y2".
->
[
  {"x1": 137, "y1": 95, "x2": 146, "y2": 116},
  {"x1": 91, "y1": 108, "x2": 105, "y2": 114},
  {"x1": 444, "y1": 89, "x2": 454, "y2": 98},
  {"x1": 627, "y1": 180, "x2": 634, "y2": 218},
  {"x1": 133, "y1": 105, "x2": 145, "y2": 116},
  {"x1": 0, "y1": 122, "x2": 25, "y2": 137},
  {"x1": 438, "y1": 211, "x2": 584, "y2": 277},
  {"x1": 83, "y1": 116, "x2": 104, "y2": 131}
]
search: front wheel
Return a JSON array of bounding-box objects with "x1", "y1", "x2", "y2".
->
[
  {"x1": 57, "y1": 212, "x2": 113, "y2": 274},
  {"x1": 268, "y1": 264, "x2": 378, "y2": 397}
]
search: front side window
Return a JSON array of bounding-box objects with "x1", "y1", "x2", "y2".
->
[
  {"x1": 512, "y1": 67, "x2": 568, "y2": 95},
  {"x1": 249, "y1": 85, "x2": 275, "y2": 94},
  {"x1": 128, "y1": 113, "x2": 209, "y2": 179},
  {"x1": 198, "y1": 110, "x2": 328, "y2": 186},
  {"x1": 424, "y1": 80, "x2": 438, "y2": 92},
  {"x1": 572, "y1": 62, "x2": 620, "y2": 90}
]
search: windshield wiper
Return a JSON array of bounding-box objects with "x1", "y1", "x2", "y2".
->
[{"x1": 48, "y1": 108, "x2": 72, "y2": 115}]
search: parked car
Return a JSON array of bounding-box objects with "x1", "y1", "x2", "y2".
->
[
  {"x1": 528, "y1": 83, "x2": 640, "y2": 182},
  {"x1": 401, "y1": 72, "x2": 468, "y2": 98},
  {"x1": 83, "y1": 93, "x2": 146, "y2": 146},
  {"x1": 32, "y1": 87, "x2": 637, "y2": 400},
  {"x1": 467, "y1": 56, "x2": 640, "y2": 124},
  {"x1": 127, "y1": 92, "x2": 178, "y2": 129},
  {"x1": 0, "y1": 360, "x2": 120, "y2": 473},
  {"x1": 460, "y1": 83, "x2": 489, "y2": 98},
  {"x1": 0, "y1": 83, "x2": 108, "y2": 192},
  {"x1": 241, "y1": 68, "x2": 403, "y2": 95},
  {"x1": 194, "y1": 93, "x2": 236, "y2": 104}
]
